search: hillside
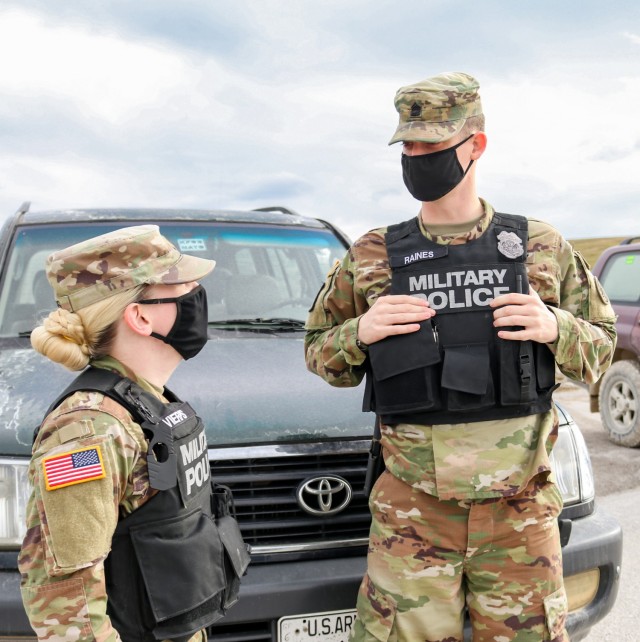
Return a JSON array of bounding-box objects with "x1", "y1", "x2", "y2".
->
[{"x1": 568, "y1": 237, "x2": 629, "y2": 266}]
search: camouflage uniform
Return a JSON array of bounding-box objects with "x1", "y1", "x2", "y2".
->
[
  {"x1": 19, "y1": 225, "x2": 215, "y2": 642},
  {"x1": 18, "y1": 357, "x2": 207, "y2": 642},
  {"x1": 305, "y1": 126, "x2": 616, "y2": 642}
]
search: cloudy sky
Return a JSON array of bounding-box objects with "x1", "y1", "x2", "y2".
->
[{"x1": 0, "y1": 0, "x2": 638, "y2": 243}]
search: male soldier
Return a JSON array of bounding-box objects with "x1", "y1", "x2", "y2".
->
[{"x1": 305, "y1": 72, "x2": 616, "y2": 641}]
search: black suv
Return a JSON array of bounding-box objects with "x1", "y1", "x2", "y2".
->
[{"x1": 0, "y1": 204, "x2": 622, "y2": 641}]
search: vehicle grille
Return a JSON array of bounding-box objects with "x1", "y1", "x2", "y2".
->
[{"x1": 210, "y1": 441, "x2": 372, "y2": 554}]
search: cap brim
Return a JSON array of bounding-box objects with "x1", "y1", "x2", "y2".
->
[
  {"x1": 152, "y1": 254, "x2": 216, "y2": 285},
  {"x1": 388, "y1": 119, "x2": 466, "y2": 145}
]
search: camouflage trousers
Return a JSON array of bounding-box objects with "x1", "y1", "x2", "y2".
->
[{"x1": 350, "y1": 472, "x2": 568, "y2": 642}]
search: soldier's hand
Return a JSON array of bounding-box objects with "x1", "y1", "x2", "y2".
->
[
  {"x1": 491, "y1": 288, "x2": 559, "y2": 344},
  {"x1": 357, "y1": 295, "x2": 434, "y2": 345}
]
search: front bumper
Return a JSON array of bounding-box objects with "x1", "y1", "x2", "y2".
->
[
  {"x1": 0, "y1": 506, "x2": 622, "y2": 641},
  {"x1": 561, "y1": 505, "x2": 623, "y2": 641}
]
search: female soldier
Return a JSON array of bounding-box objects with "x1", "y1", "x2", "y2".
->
[{"x1": 18, "y1": 224, "x2": 248, "y2": 642}]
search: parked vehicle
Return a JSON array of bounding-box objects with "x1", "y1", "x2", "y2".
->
[
  {"x1": 0, "y1": 204, "x2": 622, "y2": 641},
  {"x1": 589, "y1": 239, "x2": 640, "y2": 446}
]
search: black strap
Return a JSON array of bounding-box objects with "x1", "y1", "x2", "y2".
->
[
  {"x1": 33, "y1": 367, "x2": 176, "y2": 444},
  {"x1": 385, "y1": 218, "x2": 418, "y2": 245},
  {"x1": 387, "y1": 211, "x2": 527, "y2": 247},
  {"x1": 363, "y1": 415, "x2": 385, "y2": 496},
  {"x1": 492, "y1": 211, "x2": 528, "y2": 231}
]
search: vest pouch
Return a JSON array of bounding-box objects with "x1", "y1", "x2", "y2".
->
[
  {"x1": 106, "y1": 530, "x2": 156, "y2": 641},
  {"x1": 442, "y1": 343, "x2": 495, "y2": 411},
  {"x1": 217, "y1": 515, "x2": 251, "y2": 609},
  {"x1": 130, "y1": 508, "x2": 226, "y2": 638},
  {"x1": 368, "y1": 322, "x2": 442, "y2": 415},
  {"x1": 535, "y1": 342, "x2": 556, "y2": 391},
  {"x1": 211, "y1": 483, "x2": 251, "y2": 610},
  {"x1": 499, "y1": 339, "x2": 537, "y2": 405}
]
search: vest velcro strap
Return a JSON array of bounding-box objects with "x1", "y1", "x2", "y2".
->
[{"x1": 519, "y1": 353, "x2": 532, "y2": 384}]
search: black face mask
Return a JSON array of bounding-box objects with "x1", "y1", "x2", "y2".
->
[
  {"x1": 401, "y1": 134, "x2": 474, "y2": 202},
  {"x1": 139, "y1": 285, "x2": 209, "y2": 360}
]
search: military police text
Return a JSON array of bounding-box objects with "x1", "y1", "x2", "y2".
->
[
  {"x1": 180, "y1": 431, "x2": 209, "y2": 495},
  {"x1": 409, "y1": 267, "x2": 510, "y2": 310}
]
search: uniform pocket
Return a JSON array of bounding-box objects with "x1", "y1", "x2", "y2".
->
[
  {"x1": 217, "y1": 514, "x2": 251, "y2": 609},
  {"x1": 210, "y1": 483, "x2": 251, "y2": 608},
  {"x1": 543, "y1": 586, "x2": 568, "y2": 639},
  {"x1": 574, "y1": 250, "x2": 613, "y2": 320},
  {"x1": 369, "y1": 321, "x2": 440, "y2": 379},
  {"x1": 443, "y1": 343, "x2": 495, "y2": 411},
  {"x1": 351, "y1": 574, "x2": 397, "y2": 642},
  {"x1": 306, "y1": 260, "x2": 342, "y2": 328},
  {"x1": 371, "y1": 366, "x2": 442, "y2": 415},
  {"x1": 369, "y1": 323, "x2": 442, "y2": 414},
  {"x1": 130, "y1": 509, "x2": 225, "y2": 623},
  {"x1": 539, "y1": 480, "x2": 564, "y2": 518},
  {"x1": 21, "y1": 578, "x2": 93, "y2": 639}
]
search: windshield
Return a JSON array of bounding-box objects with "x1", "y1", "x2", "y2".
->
[{"x1": 0, "y1": 221, "x2": 348, "y2": 337}]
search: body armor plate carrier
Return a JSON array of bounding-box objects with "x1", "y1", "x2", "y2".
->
[
  {"x1": 38, "y1": 367, "x2": 251, "y2": 642},
  {"x1": 363, "y1": 213, "x2": 557, "y2": 425}
]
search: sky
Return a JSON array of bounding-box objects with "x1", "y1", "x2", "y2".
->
[{"x1": 0, "y1": 0, "x2": 638, "y2": 243}]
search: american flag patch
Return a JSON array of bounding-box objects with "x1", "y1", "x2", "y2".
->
[{"x1": 42, "y1": 446, "x2": 106, "y2": 491}]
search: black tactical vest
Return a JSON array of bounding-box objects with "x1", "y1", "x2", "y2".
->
[
  {"x1": 40, "y1": 367, "x2": 250, "y2": 642},
  {"x1": 363, "y1": 213, "x2": 556, "y2": 425}
]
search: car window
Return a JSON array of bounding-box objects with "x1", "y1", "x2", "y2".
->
[
  {"x1": 599, "y1": 250, "x2": 640, "y2": 304},
  {"x1": 0, "y1": 221, "x2": 347, "y2": 337}
]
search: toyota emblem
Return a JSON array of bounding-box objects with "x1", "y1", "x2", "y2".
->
[{"x1": 296, "y1": 475, "x2": 353, "y2": 516}]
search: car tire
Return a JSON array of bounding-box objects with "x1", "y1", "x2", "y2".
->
[{"x1": 599, "y1": 360, "x2": 640, "y2": 447}]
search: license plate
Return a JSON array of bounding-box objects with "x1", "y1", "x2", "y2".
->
[{"x1": 278, "y1": 608, "x2": 357, "y2": 642}]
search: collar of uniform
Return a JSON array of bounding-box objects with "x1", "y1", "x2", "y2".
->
[
  {"x1": 417, "y1": 198, "x2": 494, "y2": 245},
  {"x1": 89, "y1": 355, "x2": 166, "y2": 399}
]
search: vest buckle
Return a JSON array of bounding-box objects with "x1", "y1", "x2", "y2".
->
[{"x1": 519, "y1": 354, "x2": 532, "y2": 383}]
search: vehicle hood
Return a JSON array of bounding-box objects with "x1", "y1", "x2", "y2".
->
[{"x1": 0, "y1": 332, "x2": 372, "y2": 457}]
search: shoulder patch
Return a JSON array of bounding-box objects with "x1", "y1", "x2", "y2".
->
[{"x1": 42, "y1": 446, "x2": 106, "y2": 491}]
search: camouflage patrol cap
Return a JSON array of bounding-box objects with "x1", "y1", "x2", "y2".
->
[
  {"x1": 47, "y1": 224, "x2": 215, "y2": 312},
  {"x1": 389, "y1": 71, "x2": 482, "y2": 145}
]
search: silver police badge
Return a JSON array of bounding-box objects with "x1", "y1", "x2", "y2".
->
[{"x1": 497, "y1": 231, "x2": 524, "y2": 259}]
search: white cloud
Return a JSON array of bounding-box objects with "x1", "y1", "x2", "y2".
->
[
  {"x1": 623, "y1": 31, "x2": 640, "y2": 45},
  {"x1": 0, "y1": 2, "x2": 638, "y2": 244},
  {"x1": 0, "y1": 8, "x2": 234, "y2": 126},
  {"x1": 483, "y1": 72, "x2": 640, "y2": 187}
]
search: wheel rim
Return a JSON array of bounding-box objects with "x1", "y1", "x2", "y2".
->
[{"x1": 608, "y1": 380, "x2": 638, "y2": 433}]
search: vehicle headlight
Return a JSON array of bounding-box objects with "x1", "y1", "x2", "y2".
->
[
  {"x1": 0, "y1": 457, "x2": 30, "y2": 548},
  {"x1": 549, "y1": 423, "x2": 595, "y2": 505}
]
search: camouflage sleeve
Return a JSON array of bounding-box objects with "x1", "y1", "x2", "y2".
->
[
  {"x1": 527, "y1": 221, "x2": 617, "y2": 384},
  {"x1": 304, "y1": 248, "x2": 372, "y2": 387},
  {"x1": 304, "y1": 256, "x2": 367, "y2": 387},
  {"x1": 18, "y1": 397, "x2": 147, "y2": 641}
]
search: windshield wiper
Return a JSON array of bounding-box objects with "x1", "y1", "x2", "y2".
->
[{"x1": 208, "y1": 318, "x2": 305, "y2": 329}]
